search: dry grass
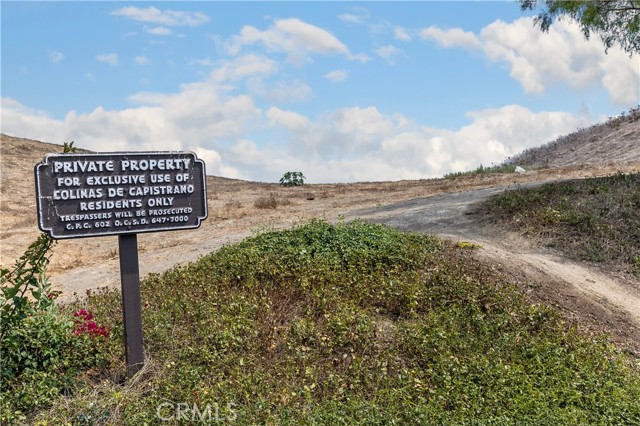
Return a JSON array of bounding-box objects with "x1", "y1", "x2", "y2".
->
[{"x1": 506, "y1": 107, "x2": 640, "y2": 168}]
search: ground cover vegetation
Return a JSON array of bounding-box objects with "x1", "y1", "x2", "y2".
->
[
  {"x1": 478, "y1": 172, "x2": 640, "y2": 277},
  {"x1": 3, "y1": 219, "x2": 635, "y2": 424},
  {"x1": 443, "y1": 164, "x2": 518, "y2": 179}
]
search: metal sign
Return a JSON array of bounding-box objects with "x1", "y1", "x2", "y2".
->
[
  {"x1": 35, "y1": 151, "x2": 208, "y2": 239},
  {"x1": 34, "y1": 150, "x2": 208, "y2": 378}
]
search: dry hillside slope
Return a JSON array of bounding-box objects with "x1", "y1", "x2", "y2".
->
[
  {"x1": 506, "y1": 107, "x2": 640, "y2": 168},
  {"x1": 1, "y1": 113, "x2": 639, "y2": 351}
]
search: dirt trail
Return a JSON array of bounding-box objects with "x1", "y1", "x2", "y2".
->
[{"x1": 348, "y1": 184, "x2": 640, "y2": 354}]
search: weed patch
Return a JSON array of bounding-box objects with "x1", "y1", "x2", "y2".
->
[
  {"x1": 477, "y1": 172, "x2": 640, "y2": 276},
  {"x1": 23, "y1": 220, "x2": 640, "y2": 424},
  {"x1": 444, "y1": 164, "x2": 518, "y2": 179}
]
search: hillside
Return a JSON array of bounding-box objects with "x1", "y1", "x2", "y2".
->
[
  {"x1": 1, "y1": 113, "x2": 639, "y2": 298},
  {"x1": 2, "y1": 114, "x2": 640, "y2": 423},
  {"x1": 505, "y1": 107, "x2": 640, "y2": 168}
]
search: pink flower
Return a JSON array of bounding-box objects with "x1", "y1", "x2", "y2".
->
[{"x1": 72, "y1": 309, "x2": 110, "y2": 338}]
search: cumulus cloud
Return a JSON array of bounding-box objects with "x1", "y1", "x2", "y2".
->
[
  {"x1": 226, "y1": 18, "x2": 367, "y2": 65},
  {"x1": 375, "y1": 45, "x2": 403, "y2": 64},
  {"x1": 146, "y1": 26, "x2": 172, "y2": 36},
  {"x1": 324, "y1": 69, "x2": 349, "y2": 83},
  {"x1": 110, "y1": 6, "x2": 210, "y2": 27},
  {"x1": 0, "y1": 67, "x2": 262, "y2": 177},
  {"x1": 210, "y1": 54, "x2": 278, "y2": 82},
  {"x1": 338, "y1": 13, "x2": 368, "y2": 25},
  {"x1": 479, "y1": 18, "x2": 640, "y2": 106},
  {"x1": 267, "y1": 107, "x2": 311, "y2": 132},
  {"x1": 394, "y1": 27, "x2": 412, "y2": 42},
  {"x1": 96, "y1": 53, "x2": 118, "y2": 66},
  {"x1": 420, "y1": 26, "x2": 481, "y2": 49},
  {"x1": 421, "y1": 17, "x2": 639, "y2": 107},
  {"x1": 222, "y1": 104, "x2": 591, "y2": 182}
]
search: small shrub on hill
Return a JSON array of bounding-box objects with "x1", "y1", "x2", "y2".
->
[
  {"x1": 279, "y1": 171, "x2": 305, "y2": 187},
  {"x1": 254, "y1": 196, "x2": 278, "y2": 209}
]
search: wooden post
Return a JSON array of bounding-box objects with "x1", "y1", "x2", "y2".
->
[{"x1": 118, "y1": 233, "x2": 144, "y2": 378}]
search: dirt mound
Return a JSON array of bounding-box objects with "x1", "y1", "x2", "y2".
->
[{"x1": 506, "y1": 107, "x2": 640, "y2": 168}]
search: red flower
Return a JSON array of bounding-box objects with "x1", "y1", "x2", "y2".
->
[{"x1": 72, "y1": 309, "x2": 110, "y2": 338}]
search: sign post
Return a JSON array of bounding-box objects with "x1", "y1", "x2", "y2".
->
[
  {"x1": 35, "y1": 151, "x2": 208, "y2": 377},
  {"x1": 119, "y1": 233, "x2": 144, "y2": 377}
]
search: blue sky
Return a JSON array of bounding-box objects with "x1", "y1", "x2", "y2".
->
[{"x1": 2, "y1": 1, "x2": 639, "y2": 183}]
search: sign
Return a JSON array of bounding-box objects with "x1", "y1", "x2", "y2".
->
[
  {"x1": 35, "y1": 150, "x2": 208, "y2": 378},
  {"x1": 35, "y1": 151, "x2": 207, "y2": 239}
]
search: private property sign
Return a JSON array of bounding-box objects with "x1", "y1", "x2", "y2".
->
[
  {"x1": 35, "y1": 152, "x2": 207, "y2": 239},
  {"x1": 35, "y1": 150, "x2": 208, "y2": 378}
]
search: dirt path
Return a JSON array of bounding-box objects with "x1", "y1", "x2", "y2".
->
[{"x1": 348, "y1": 184, "x2": 640, "y2": 355}]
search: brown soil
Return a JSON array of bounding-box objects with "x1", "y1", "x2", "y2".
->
[{"x1": 2, "y1": 124, "x2": 639, "y2": 354}]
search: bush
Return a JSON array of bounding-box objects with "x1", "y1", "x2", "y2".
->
[
  {"x1": 254, "y1": 196, "x2": 278, "y2": 209},
  {"x1": 279, "y1": 171, "x2": 305, "y2": 187},
  {"x1": 0, "y1": 234, "x2": 110, "y2": 422}
]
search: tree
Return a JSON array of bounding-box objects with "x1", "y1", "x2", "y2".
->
[
  {"x1": 520, "y1": 0, "x2": 640, "y2": 55},
  {"x1": 279, "y1": 171, "x2": 305, "y2": 187}
]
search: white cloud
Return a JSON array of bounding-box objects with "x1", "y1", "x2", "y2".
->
[
  {"x1": 134, "y1": 56, "x2": 149, "y2": 65},
  {"x1": 0, "y1": 62, "x2": 262, "y2": 177},
  {"x1": 420, "y1": 26, "x2": 481, "y2": 49},
  {"x1": 248, "y1": 79, "x2": 313, "y2": 103},
  {"x1": 210, "y1": 54, "x2": 278, "y2": 82},
  {"x1": 394, "y1": 27, "x2": 412, "y2": 42},
  {"x1": 420, "y1": 17, "x2": 639, "y2": 108},
  {"x1": 324, "y1": 69, "x2": 349, "y2": 83},
  {"x1": 338, "y1": 13, "x2": 367, "y2": 25},
  {"x1": 226, "y1": 18, "x2": 366, "y2": 65},
  {"x1": 235, "y1": 104, "x2": 591, "y2": 182},
  {"x1": 1, "y1": 92, "x2": 595, "y2": 183},
  {"x1": 0, "y1": 98, "x2": 66, "y2": 140},
  {"x1": 146, "y1": 26, "x2": 172, "y2": 36},
  {"x1": 375, "y1": 45, "x2": 403, "y2": 65},
  {"x1": 479, "y1": 18, "x2": 639, "y2": 106},
  {"x1": 267, "y1": 107, "x2": 311, "y2": 132},
  {"x1": 48, "y1": 50, "x2": 64, "y2": 63},
  {"x1": 346, "y1": 52, "x2": 372, "y2": 63},
  {"x1": 110, "y1": 6, "x2": 210, "y2": 27},
  {"x1": 96, "y1": 53, "x2": 119, "y2": 66},
  {"x1": 600, "y1": 48, "x2": 640, "y2": 106}
]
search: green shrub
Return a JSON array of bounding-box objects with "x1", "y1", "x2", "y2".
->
[
  {"x1": 0, "y1": 235, "x2": 111, "y2": 422},
  {"x1": 279, "y1": 171, "x2": 305, "y2": 187}
]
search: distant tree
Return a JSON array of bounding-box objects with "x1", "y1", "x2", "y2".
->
[
  {"x1": 279, "y1": 171, "x2": 305, "y2": 187},
  {"x1": 520, "y1": 0, "x2": 640, "y2": 55}
]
